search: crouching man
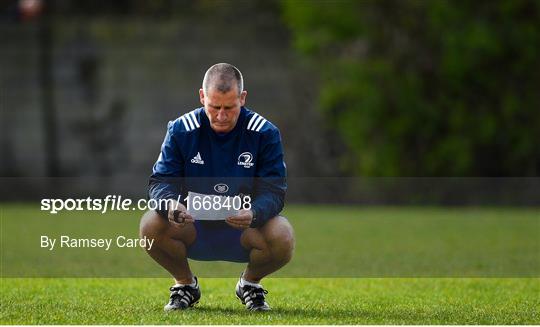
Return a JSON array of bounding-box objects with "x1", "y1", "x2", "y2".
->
[{"x1": 140, "y1": 63, "x2": 294, "y2": 311}]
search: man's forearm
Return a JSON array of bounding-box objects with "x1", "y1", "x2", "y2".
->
[
  {"x1": 148, "y1": 175, "x2": 182, "y2": 218},
  {"x1": 250, "y1": 190, "x2": 285, "y2": 227}
]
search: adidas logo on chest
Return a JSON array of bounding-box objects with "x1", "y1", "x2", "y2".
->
[{"x1": 190, "y1": 152, "x2": 205, "y2": 165}]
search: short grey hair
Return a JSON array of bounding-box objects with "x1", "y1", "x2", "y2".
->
[{"x1": 202, "y1": 63, "x2": 244, "y2": 95}]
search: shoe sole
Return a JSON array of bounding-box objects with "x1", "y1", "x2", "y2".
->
[{"x1": 164, "y1": 300, "x2": 200, "y2": 312}]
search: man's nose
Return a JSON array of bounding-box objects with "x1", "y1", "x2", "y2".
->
[{"x1": 216, "y1": 109, "x2": 226, "y2": 120}]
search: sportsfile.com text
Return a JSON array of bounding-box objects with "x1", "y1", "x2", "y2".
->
[{"x1": 40, "y1": 195, "x2": 182, "y2": 214}]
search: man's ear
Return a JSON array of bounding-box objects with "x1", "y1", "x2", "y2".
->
[
  {"x1": 199, "y1": 88, "x2": 205, "y2": 106},
  {"x1": 240, "y1": 90, "x2": 247, "y2": 106}
]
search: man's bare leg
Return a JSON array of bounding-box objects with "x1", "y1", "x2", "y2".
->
[
  {"x1": 240, "y1": 216, "x2": 295, "y2": 283},
  {"x1": 139, "y1": 210, "x2": 196, "y2": 284}
]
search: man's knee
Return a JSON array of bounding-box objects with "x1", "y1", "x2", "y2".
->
[
  {"x1": 140, "y1": 210, "x2": 197, "y2": 247},
  {"x1": 261, "y1": 216, "x2": 295, "y2": 262},
  {"x1": 139, "y1": 210, "x2": 168, "y2": 241}
]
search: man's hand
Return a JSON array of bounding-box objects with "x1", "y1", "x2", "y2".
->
[
  {"x1": 167, "y1": 200, "x2": 194, "y2": 228},
  {"x1": 226, "y1": 209, "x2": 253, "y2": 230}
]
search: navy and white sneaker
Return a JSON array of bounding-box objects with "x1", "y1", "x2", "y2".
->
[
  {"x1": 164, "y1": 277, "x2": 201, "y2": 311},
  {"x1": 235, "y1": 276, "x2": 270, "y2": 311}
]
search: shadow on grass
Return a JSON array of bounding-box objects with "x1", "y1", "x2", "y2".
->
[
  {"x1": 189, "y1": 306, "x2": 242, "y2": 315},
  {"x1": 191, "y1": 305, "x2": 371, "y2": 321},
  {"x1": 188, "y1": 305, "x2": 498, "y2": 324}
]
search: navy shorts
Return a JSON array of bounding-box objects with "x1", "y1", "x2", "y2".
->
[{"x1": 186, "y1": 220, "x2": 250, "y2": 263}]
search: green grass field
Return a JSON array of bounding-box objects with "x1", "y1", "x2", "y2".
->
[
  {"x1": 2, "y1": 278, "x2": 539, "y2": 324},
  {"x1": 1, "y1": 204, "x2": 539, "y2": 324}
]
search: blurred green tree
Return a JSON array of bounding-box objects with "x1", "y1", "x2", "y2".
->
[{"x1": 282, "y1": 0, "x2": 540, "y2": 176}]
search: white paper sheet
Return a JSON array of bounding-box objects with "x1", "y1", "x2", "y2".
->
[{"x1": 186, "y1": 191, "x2": 240, "y2": 221}]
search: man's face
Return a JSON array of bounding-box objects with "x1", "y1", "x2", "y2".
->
[{"x1": 199, "y1": 85, "x2": 247, "y2": 133}]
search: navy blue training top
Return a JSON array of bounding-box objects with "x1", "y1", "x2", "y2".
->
[{"x1": 148, "y1": 106, "x2": 286, "y2": 227}]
